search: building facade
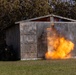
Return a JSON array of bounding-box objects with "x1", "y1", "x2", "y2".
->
[{"x1": 5, "y1": 14, "x2": 76, "y2": 60}]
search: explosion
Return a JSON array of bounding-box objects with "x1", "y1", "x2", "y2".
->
[{"x1": 45, "y1": 24, "x2": 74, "y2": 59}]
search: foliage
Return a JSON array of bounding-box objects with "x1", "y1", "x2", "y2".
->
[
  {"x1": 30, "y1": 0, "x2": 52, "y2": 18},
  {"x1": 0, "y1": 0, "x2": 52, "y2": 29},
  {"x1": 1, "y1": 0, "x2": 76, "y2": 60},
  {"x1": 0, "y1": 0, "x2": 31, "y2": 29},
  {"x1": 0, "y1": 0, "x2": 52, "y2": 60},
  {"x1": 0, "y1": 0, "x2": 76, "y2": 29},
  {"x1": 49, "y1": 0, "x2": 76, "y2": 19},
  {"x1": 49, "y1": 0, "x2": 69, "y2": 17}
]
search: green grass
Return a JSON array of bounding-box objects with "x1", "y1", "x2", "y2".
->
[{"x1": 0, "y1": 59, "x2": 76, "y2": 75}]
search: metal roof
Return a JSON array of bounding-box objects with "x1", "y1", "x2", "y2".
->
[{"x1": 15, "y1": 14, "x2": 76, "y2": 24}]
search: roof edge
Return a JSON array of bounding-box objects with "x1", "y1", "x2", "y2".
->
[{"x1": 15, "y1": 14, "x2": 76, "y2": 24}]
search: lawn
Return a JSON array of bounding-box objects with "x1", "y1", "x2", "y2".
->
[{"x1": 0, "y1": 59, "x2": 76, "y2": 75}]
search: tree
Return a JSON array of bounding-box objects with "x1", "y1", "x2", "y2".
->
[
  {"x1": 0, "y1": 0, "x2": 52, "y2": 29},
  {"x1": 48, "y1": 0, "x2": 76, "y2": 19},
  {"x1": 0, "y1": 0, "x2": 33, "y2": 29},
  {"x1": 30, "y1": 0, "x2": 52, "y2": 18},
  {"x1": 69, "y1": 0, "x2": 76, "y2": 19},
  {"x1": 49, "y1": 0, "x2": 70, "y2": 17},
  {"x1": 0, "y1": 0, "x2": 52, "y2": 60}
]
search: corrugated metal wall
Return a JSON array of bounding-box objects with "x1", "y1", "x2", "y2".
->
[
  {"x1": 6, "y1": 25, "x2": 20, "y2": 60},
  {"x1": 6, "y1": 22, "x2": 76, "y2": 60},
  {"x1": 19, "y1": 22, "x2": 76, "y2": 60}
]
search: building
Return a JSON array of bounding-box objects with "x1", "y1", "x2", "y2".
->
[
  {"x1": 5, "y1": 14, "x2": 76, "y2": 60},
  {"x1": 16, "y1": 14, "x2": 76, "y2": 23}
]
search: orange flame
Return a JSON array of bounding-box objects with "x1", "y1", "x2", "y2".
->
[{"x1": 45, "y1": 27, "x2": 74, "y2": 59}]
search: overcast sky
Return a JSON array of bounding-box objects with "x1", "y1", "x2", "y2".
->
[{"x1": 48, "y1": 0, "x2": 74, "y2": 4}]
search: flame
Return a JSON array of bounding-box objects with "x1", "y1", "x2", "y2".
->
[{"x1": 45, "y1": 27, "x2": 74, "y2": 59}]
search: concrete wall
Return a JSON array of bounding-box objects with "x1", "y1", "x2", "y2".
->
[
  {"x1": 19, "y1": 22, "x2": 37, "y2": 60},
  {"x1": 19, "y1": 22, "x2": 76, "y2": 60},
  {"x1": 6, "y1": 22, "x2": 76, "y2": 60},
  {"x1": 54, "y1": 22, "x2": 76, "y2": 56}
]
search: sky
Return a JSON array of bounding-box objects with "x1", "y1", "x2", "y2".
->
[{"x1": 48, "y1": 0, "x2": 74, "y2": 4}]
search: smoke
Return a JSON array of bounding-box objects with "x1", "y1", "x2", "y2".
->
[
  {"x1": 54, "y1": 25, "x2": 74, "y2": 41},
  {"x1": 45, "y1": 24, "x2": 74, "y2": 59}
]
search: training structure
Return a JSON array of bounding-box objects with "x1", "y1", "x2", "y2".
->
[{"x1": 5, "y1": 14, "x2": 76, "y2": 60}]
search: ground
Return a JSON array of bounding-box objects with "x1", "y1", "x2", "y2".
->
[{"x1": 0, "y1": 59, "x2": 76, "y2": 75}]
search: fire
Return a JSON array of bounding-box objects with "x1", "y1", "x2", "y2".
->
[{"x1": 45, "y1": 26, "x2": 74, "y2": 59}]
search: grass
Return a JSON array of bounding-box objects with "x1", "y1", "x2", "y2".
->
[{"x1": 0, "y1": 59, "x2": 76, "y2": 75}]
